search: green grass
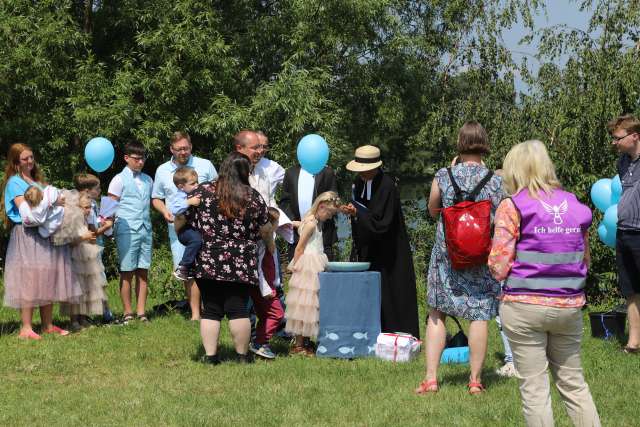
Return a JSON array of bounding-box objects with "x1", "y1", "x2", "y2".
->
[{"x1": 0, "y1": 282, "x2": 637, "y2": 427}]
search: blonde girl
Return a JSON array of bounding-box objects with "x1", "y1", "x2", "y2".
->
[
  {"x1": 60, "y1": 193, "x2": 107, "y2": 331},
  {"x1": 285, "y1": 191, "x2": 340, "y2": 355}
]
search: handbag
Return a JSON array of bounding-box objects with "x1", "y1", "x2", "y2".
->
[{"x1": 446, "y1": 317, "x2": 468, "y2": 348}]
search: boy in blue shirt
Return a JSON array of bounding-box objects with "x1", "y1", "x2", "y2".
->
[
  {"x1": 169, "y1": 167, "x2": 201, "y2": 280},
  {"x1": 107, "y1": 143, "x2": 153, "y2": 322}
]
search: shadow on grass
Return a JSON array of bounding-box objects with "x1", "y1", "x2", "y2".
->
[
  {"x1": 189, "y1": 333, "x2": 297, "y2": 363},
  {"x1": 438, "y1": 368, "x2": 513, "y2": 389},
  {"x1": 150, "y1": 299, "x2": 192, "y2": 320},
  {"x1": 0, "y1": 320, "x2": 20, "y2": 336},
  {"x1": 190, "y1": 343, "x2": 254, "y2": 363},
  {"x1": 493, "y1": 351, "x2": 506, "y2": 363}
]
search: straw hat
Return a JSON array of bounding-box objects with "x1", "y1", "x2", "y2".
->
[{"x1": 346, "y1": 145, "x2": 383, "y2": 172}]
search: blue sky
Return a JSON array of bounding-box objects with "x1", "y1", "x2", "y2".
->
[{"x1": 502, "y1": 1, "x2": 592, "y2": 92}]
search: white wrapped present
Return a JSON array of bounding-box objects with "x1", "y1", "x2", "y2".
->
[{"x1": 375, "y1": 332, "x2": 421, "y2": 362}]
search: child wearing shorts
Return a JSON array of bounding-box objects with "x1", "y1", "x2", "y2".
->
[{"x1": 108, "y1": 142, "x2": 153, "y2": 323}]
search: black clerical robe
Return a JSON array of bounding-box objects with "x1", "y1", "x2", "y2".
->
[{"x1": 350, "y1": 170, "x2": 420, "y2": 338}]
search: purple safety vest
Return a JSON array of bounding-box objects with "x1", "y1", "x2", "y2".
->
[{"x1": 504, "y1": 189, "x2": 593, "y2": 297}]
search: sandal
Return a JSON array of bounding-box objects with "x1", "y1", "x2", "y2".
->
[
  {"x1": 623, "y1": 346, "x2": 640, "y2": 354},
  {"x1": 467, "y1": 381, "x2": 485, "y2": 395},
  {"x1": 117, "y1": 313, "x2": 135, "y2": 325},
  {"x1": 137, "y1": 314, "x2": 149, "y2": 322},
  {"x1": 415, "y1": 379, "x2": 439, "y2": 394},
  {"x1": 43, "y1": 325, "x2": 70, "y2": 336},
  {"x1": 18, "y1": 330, "x2": 42, "y2": 340},
  {"x1": 291, "y1": 345, "x2": 313, "y2": 356}
]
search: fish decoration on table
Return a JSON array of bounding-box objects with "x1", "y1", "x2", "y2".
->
[
  {"x1": 338, "y1": 346, "x2": 355, "y2": 355},
  {"x1": 352, "y1": 332, "x2": 368, "y2": 340},
  {"x1": 324, "y1": 332, "x2": 339, "y2": 341},
  {"x1": 317, "y1": 346, "x2": 327, "y2": 354},
  {"x1": 367, "y1": 345, "x2": 376, "y2": 354}
]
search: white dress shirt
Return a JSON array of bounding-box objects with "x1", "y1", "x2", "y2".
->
[{"x1": 297, "y1": 168, "x2": 315, "y2": 218}]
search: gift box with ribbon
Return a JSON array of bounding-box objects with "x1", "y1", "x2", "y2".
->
[{"x1": 374, "y1": 332, "x2": 421, "y2": 362}]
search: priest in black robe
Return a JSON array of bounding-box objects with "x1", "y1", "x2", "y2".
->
[{"x1": 342, "y1": 145, "x2": 420, "y2": 338}]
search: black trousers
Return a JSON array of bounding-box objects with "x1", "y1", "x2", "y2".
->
[{"x1": 196, "y1": 279, "x2": 250, "y2": 321}]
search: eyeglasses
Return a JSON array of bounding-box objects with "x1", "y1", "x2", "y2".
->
[
  {"x1": 611, "y1": 132, "x2": 637, "y2": 142},
  {"x1": 127, "y1": 155, "x2": 146, "y2": 162},
  {"x1": 171, "y1": 146, "x2": 191, "y2": 152}
]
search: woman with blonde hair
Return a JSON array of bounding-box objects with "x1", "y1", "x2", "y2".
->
[
  {"x1": 417, "y1": 121, "x2": 504, "y2": 394},
  {"x1": 488, "y1": 140, "x2": 600, "y2": 426},
  {"x1": 1, "y1": 143, "x2": 82, "y2": 339}
]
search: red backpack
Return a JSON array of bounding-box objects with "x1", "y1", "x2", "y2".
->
[{"x1": 441, "y1": 168, "x2": 494, "y2": 270}]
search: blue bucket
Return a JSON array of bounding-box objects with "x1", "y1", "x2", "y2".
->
[{"x1": 441, "y1": 346, "x2": 469, "y2": 364}]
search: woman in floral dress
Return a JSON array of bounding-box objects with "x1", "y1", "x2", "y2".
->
[
  {"x1": 189, "y1": 152, "x2": 270, "y2": 365},
  {"x1": 416, "y1": 122, "x2": 504, "y2": 394}
]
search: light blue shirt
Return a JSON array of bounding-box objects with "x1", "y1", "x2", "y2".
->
[
  {"x1": 3, "y1": 175, "x2": 30, "y2": 224},
  {"x1": 168, "y1": 190, "x2": 189, "y2": 215},
  {"x1": 153, "y1": 155, "x2": 216, "y2": 268},
  {"x1": 114, "y1": 167, "x2": 153, "y2": 233},
  {"x1": 152, "y1": 155, "x2": 217, "y2": 207}
]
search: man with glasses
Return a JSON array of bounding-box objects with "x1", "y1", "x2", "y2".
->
[
  {"x1": 152, "y1": 131, "x2": 217, "y2": 321},
  {"x1": 255, "y1": 131, "x2": 286, "y2": 198},
  {"x1": 108, "y1": 142, "x2": 154, "y2": 323},
  {"x1": 235, "y1": 130, "x2": 292, "y2": 357},
  {"x1": 608, "y1": 114, "x2": 640, "y2": 354}
]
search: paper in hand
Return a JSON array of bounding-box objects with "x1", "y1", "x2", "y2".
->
[{"x1": 275, "y1": 208, "x2": 295, "y2": 243}]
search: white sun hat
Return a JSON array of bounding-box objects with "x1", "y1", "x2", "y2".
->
[{"x1": 346, "y1": 145, "x2": 383, "y2": 172}]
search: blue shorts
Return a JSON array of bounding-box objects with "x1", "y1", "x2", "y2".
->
[{"x1": 114, "y1": 225, "x2": 152, "y2": 272}]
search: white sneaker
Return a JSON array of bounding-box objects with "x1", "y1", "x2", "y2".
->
[{"x1": 496, "y1": 362, "x2": 517, "y2": 378}]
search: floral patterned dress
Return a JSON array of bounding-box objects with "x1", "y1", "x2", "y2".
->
[
  {"x1": 189, "y1": 181, "x2": 269, "y2": 285},
  {"x1": 427, "y1": 163, "x2": 504, "y2": 320}
]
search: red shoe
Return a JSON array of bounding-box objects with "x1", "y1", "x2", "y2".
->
[
  {"x1": 415, "y1": 379, "x2": 439, "y2": 394},
  {"x1": 467, "y1": 381, "x2": 485, "y2": 395},
  {"x1": 18, "y1": 330, "x2": 42, "y2": 340},
  {"x1": 43, "y1": 325, "x2": 70, "y2": 336}
]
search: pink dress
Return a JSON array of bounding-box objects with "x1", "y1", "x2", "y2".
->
[{"x1": 284, "y1": 219, "x2": 327, "y2": 338}]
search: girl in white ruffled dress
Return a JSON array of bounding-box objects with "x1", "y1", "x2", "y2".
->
[
  {"x1": 285, "y1": 191, "x2": 340, "y2": 355},
  {"x1": 58, "y1": 193, "x2": 108, "y2": 330}
]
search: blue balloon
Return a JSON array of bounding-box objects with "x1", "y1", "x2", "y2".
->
[
  {"x1": 297, "y1": 134, "x2": 329, "y2": 175},
  {"x1": 603, "y1": 204, "x2": 618, "y2": 232},
  {"x1": 611, "y1": 175, "x2": 622, "y2": 203},
  {"x1": 590, "y1": 178, "x2": 613, "y2": 213},
  {"x1": 597, "y1": 223, "x2": 616, "y2": 248},
  {"x1": 84, "y1": 137, "x2": 114, "y2": 173}
]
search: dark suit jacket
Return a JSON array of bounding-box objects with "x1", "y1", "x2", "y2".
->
[{"x1": 279, "y1": 165, "x2": 338, "y2": 259}]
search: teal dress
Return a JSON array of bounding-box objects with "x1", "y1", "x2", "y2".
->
[{"x1": 426, "y1": 163, "x2": 504, "y2": 320}]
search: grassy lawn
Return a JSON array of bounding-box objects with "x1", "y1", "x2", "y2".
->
[{"x1": 0, "y1": 281, "x2": 637, "y2": 427}]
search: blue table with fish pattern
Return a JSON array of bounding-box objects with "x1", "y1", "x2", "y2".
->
[{"x1": 317, "y1": 271, "x2": 381, "y2": 358}]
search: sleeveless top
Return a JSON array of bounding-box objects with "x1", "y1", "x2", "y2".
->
[{"x1": 301, "y1": 219, "x2": 324, "y2": 255}]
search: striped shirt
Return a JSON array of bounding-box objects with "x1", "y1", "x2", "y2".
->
[{"x1": 617, "y1": 154, "x2": 640, "y2": 231}]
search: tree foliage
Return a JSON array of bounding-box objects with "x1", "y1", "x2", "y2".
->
[{"x1": 1, "y1": 0, "x2": 639, "y2": 302}]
